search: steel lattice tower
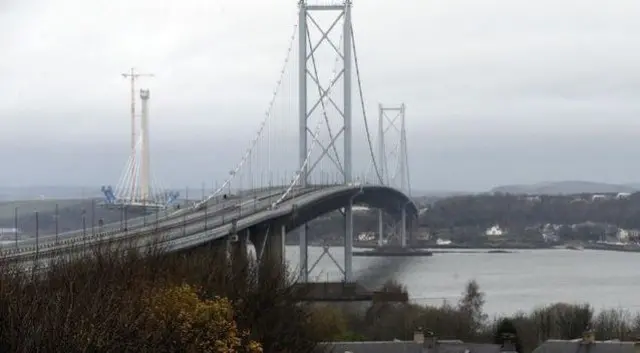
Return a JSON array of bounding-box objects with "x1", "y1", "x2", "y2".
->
[
  {"x1": 377, "y1": 103, "x2": 410, "y2": 247},
  {"x1": 298, "y1": 0, "x2": 354, "y2": 282}
]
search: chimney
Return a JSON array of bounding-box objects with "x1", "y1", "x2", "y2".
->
[
  {"x1": 414, "y1": 327, "x2": 424, "y2": 344},
  {"x1": 424, "y1": 330, "x2": 437, "y2": 350},
  {"x1": 500, "y1": 333, "x2": 517, "y2": 352},
  {"x1": 581, "y1": 329, "x2": 595, "y2": 345}
]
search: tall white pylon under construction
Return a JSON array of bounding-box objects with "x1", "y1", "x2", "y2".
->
[
  {"x1": 140, "y1": 89, "x2": 151, "y2": 201},
  {"x1": 100, "y1": 80, "x2": 180, "y2": 210},
  {"x1": 122, "y1": 68, "x2": 154, "y2": 152},
  {"x1": 376, "y1": 103, "x2": 411, "y2": 247}
]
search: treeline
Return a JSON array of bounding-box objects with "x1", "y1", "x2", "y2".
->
[
  {"x1": 317, "y1": 280, "x2": 640, "y2": 353},
  {"x1": 419, "y1": 192, "x2": 640, "y2": 230}
]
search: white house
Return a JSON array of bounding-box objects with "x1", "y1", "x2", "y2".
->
[
  {"x1": 617, "y1": 229, "x2": 629, "y2": 242},
  {"x1": 485, "y1": 225, "x2": 504, "y2": 237},
  {"x1": 436, "y1": 238, "x2": 452, "y2": 245}
]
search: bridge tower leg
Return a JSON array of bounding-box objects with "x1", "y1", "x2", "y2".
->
[
  {"x1": 298, "y1": 0, "x2": 354, "y2": 282},
  {"x1": 400, "y1": 205, "x2": 407, "y2": 248},
  {"x1": 297, "y1": 0, "x2": 309, "y2": 283},
  {"x1": 377, "y1": 104, "x2": 385, "y2": 247},
  {"x1": 377, "y1": 103, "x2": 410, "y2": 248}
]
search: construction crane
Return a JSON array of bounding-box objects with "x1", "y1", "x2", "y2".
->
[{"x1": 121, "y1": 68, "x2": 154, "y2": 152}]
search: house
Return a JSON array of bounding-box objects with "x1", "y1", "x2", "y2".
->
[
  {"x1": 316, "y1": 330, "x2": 503, "y2": 353},
  {"x1": 617, "y1": 229, "x2": 630, "y2": 242},
  {"x1": 628, "y1": 229, "x2": 640, "y2": 240},
  {"x1": 357, "y1": 232, "x2": 376, "y2": 242},
  {"x1": 0, "y1": 228, "x2": 20, "y2": 235},
  {"x1": 485, "y1": 225, "x2": 504, "y2": 237},
  {"x1": 436, "y1": 238, "x2": 452, "y2": 245},
  {"x1": 0, "y1": 228, "x2": 21, "y2": 240},
  {"x1": 525, "y1": 195, "x2": 541, "y2": 203},
  {"x1": 531, "y1": 331, "x2": 640, "y2": 353}
]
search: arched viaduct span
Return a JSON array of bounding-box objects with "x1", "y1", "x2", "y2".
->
[
  {"x1": 169, "y1": 184, "x2": 417, "y2": 283},
  {"x1": 2, "y1": 185, "x2": 416, "y2": 279},
  {"x1": 277, "y1": 184, "x2": 417, "y2": 232},
  {"x1": 170, "y1": 184, "x2": 417, "y2": 252}
]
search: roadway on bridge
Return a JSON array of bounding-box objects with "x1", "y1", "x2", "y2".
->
[{"x1": 2, "y1": 184, "x2": 415, "y2": 272}]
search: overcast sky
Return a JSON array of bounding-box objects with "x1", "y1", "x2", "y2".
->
[{"x1": 2, "y1": 0, "x2": 640, "y2": 193}]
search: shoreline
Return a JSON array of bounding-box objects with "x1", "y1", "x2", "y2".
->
[{"x1": 285, "y1": 241, "x2": 640, "y2": 254}]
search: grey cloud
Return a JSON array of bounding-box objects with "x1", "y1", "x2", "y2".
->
[{"x1": 2, "y1": 0, "x2": 640, "y2": 191}]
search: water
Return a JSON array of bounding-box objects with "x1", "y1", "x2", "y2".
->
[{"x1": 285, "y1": 247, "x2": 640, "y2": 316}]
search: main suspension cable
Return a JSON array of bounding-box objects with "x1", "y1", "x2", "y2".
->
[
  {"x1": 193, "y1": 16, "x2": 300, "y2": 209},
  {"x1": 351, "y1": 22, "x2": 384, "y2": 184}
]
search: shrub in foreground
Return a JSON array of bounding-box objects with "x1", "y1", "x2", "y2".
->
[{"x1": 0, "y1": 240, "x2": 316, "y2": 353}]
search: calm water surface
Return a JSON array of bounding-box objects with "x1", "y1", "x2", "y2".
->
[{"x1": 285, "y1": 247, "x2": 640, "y2": 316}]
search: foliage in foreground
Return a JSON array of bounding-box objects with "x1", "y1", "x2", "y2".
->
[
  {"x1": 2, "y1": 238, "x2": 639, "y2": 353},
  {"x1": 0, "y1": 240, "x2": 318, "y2": 353}
]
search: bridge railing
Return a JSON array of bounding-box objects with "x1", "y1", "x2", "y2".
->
[
  {"x1": 5, "y1": 186, "x2": 296, "y2": 250},
  {"x1": 0, "y1": 184, "x2": 337, "y2": 262}
]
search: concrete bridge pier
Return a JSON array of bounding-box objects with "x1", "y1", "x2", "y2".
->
[
  {"x1": 249, "y1": 223, "x2": 286, "y2": 278},
  {"x1": 230, "y1": 229, "x2": 249, "y2": 273},
  {"x1": 375, "y1": 205, "x2": 408, "y2": 248}
]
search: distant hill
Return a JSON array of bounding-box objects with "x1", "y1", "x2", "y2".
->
[
  {"x1": 490, "y1": 181, "x2": 638, "y2": 195},
  {"x1": 0, "y1": 186, "x2": 102, "y2": 201}
]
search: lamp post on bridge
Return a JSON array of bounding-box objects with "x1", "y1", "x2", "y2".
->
[
  {"x1": 91, "y1": 199, "x2": 96, "y2": 237},
  {"x1": 201, "y1": 182, "x2": 205, "y2": 201},
  {"x1": 214, "y1": 180, "x2": 219, "y2": 204},
  {"x1": 143, "y1": 199, "x2": 147, "y2": 226},
  {"x1": 35, "y1": 210, "x2": 40, "y2": 261},
  {"x1": 204, "y1": 198, "x2": 208, "y2": 230},
  {"x1": 55, "y1": 203, "x2": 59, "y2": 245},
  {"x1": 124, "y1": 206, "x2": 129, "y2": 233},
  {"x1": 13, "y1": 207, "x2": 18, "y2": 249},
  {"x1": 228, "y1": 170, "x2": 234, "y2": 196},
  {"x1": 119, "y1": 206, "x2": 124, "y2": 231},
  {"x1": 155, "y1": 206, "x2": 159, "y2": 232},
  {"x1": 82, "y1": 208, "x2": 87, "y2": 249}
]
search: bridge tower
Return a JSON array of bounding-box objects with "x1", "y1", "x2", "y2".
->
[
  {"x1": 121, "y1": 68, "x2": 154, "y2": 154},
  {"x1": 298, "y1": 0, "x2": 354, "y2": 282},
  {"x1": 100, "y1": 76, "x2": 179, "y2": 210},
  {"x1": 377, "y1": 103, "x2": 411, "y2": 247},
  {"x1": 140, "y1": 89, "x2": 151, "y2": 201}
]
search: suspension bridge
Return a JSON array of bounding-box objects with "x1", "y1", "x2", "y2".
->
[{"x1": 1, "y1": 0, "x2": 417, "y2": 295}]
